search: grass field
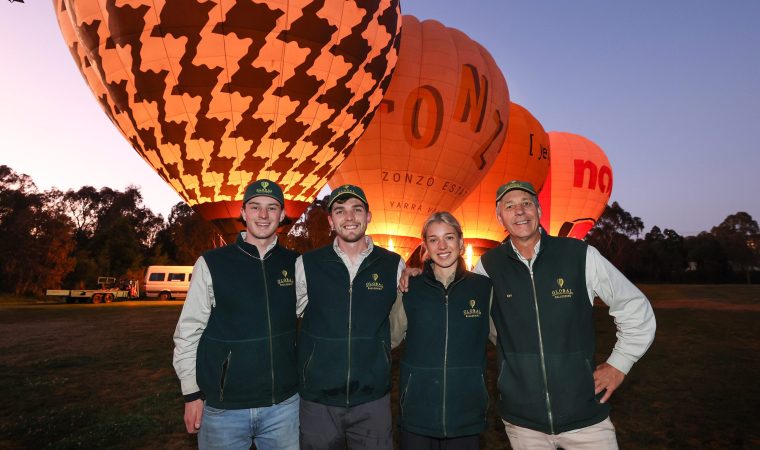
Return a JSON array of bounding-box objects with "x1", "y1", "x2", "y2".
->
[{"x1": 1, "y1": 286, "x2": 759, "y2": 449}]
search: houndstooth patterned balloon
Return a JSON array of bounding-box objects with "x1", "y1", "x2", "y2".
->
[{"x1": 55, "y1": 0, "x2": 400, "y2": 222}]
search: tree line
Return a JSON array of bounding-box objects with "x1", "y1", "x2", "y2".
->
[
  {"x1": 0, "y1": 165, "x2": 757, "y2": 296},
  {"x1": 0, "y1": 165, "x2": 217, "y2": 295},
  {"x1": 587, "y1": 202, "x2": 760, "y2": 284}
]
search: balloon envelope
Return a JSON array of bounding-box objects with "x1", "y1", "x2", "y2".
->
[
  {"x1": 329, "y1": 15, "x2": 509, "y2": 245},
  {"x1": 56, "y1": 0, "x2": 401, "y2": 237},
  {"x1": 456, "y1": 102, "x2": 550, "y2": 245},
  {"x1": 539, "y1": 132, "x2": 613, "y2": 239}
]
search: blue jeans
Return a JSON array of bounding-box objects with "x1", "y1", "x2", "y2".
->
[{"x1": 198, "y1": 393, "x2": 299, "y2": 450}]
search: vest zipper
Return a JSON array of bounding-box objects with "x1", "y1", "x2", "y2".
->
[
  {"x1": 529, "y1": 269, "x2": 555, "y2": 434},
  {"x1": 346, "y1": 282, "x2": 354, "y2": 406},
  {"x1": 260, "y1": 257, "x2": 276, "y2": 405},
  {"x1": 432, "y1": 274, "x2": 465, "y2": 437},
  {"x1": 443, "y1": 292, "x2": 450, "y2": 437}
]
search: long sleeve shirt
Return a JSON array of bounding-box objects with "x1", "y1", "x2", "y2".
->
[
  {"x1": 172, "y1": 234, "x2": 279, "y2": 396},
  {"x1": 474, "y1": 240, "x2": 656, "y2": 374}
]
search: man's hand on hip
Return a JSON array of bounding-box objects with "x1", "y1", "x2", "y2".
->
[{"x1": 593, "y1": 362, "x2": 625, "y2": 404}]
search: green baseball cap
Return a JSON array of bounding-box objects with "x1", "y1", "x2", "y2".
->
[
  {"x1": 328, "y1": 184, "x2": 369, "y2": 209},
  {"x1": 243, "y1": 179, "x2": 285, "y2": 206},
  {"x1": 496, "y1": 180, "x2": 537, "y2": 202}
]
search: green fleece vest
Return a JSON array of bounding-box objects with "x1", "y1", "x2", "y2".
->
[
  {"x1": 298, "y1": 244, "x2": 400, "y2": 407},
  {"x1": 197, "y1": 235, "x2": 299, "y2": 409},
  {"x1": 400, "y1": 263, "x2": 492, "y2": 438},
  {"x1": 482, "y1": 233, "x2": 610, "y2": 434}
]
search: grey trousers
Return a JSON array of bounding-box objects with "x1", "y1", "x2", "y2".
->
[{"x1": 299, "y1": 394, "x2": 393, "y2": 450}]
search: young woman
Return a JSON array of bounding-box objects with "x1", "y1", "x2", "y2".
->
[{"x1": 390, "y1": 212, "x2": 492, "y2": 450}]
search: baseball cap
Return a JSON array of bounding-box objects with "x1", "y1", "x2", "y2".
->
[
  {"x1": 243, "y1": 179, "x2": 285, "y2": 206},
  {"x1": 327, "y1": 184, "x2": 369, "y2": 209},
  {"x1": 495, "y1": 180, "x2": 537, "y2": 203}
]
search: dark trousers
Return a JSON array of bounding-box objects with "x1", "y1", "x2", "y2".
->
[
  {"x1": 300, "y1": 394, "x2": 393, "y2": 450},
  {"x1": 400, "y1": 430, "x2": 480, "y2": 450}
]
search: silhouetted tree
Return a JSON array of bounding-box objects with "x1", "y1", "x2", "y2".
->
[
  {"x1": 63, "y1": 185, "x2": 163, "y2": 287},
  {"x1": 586, "y1": 202, "x2": 644, "y2": 273},
  {"x1": 711, "y1": 212, "x2": 759, "y2": 283},
  {"x1": 281, "y1": 196, "x2": 332, "y2": 253},
  {"x1": 635, "y1": 226, "x2": 686, "y2": 282},
  {"x1": 0, "y1": 166, "x2": 76, "y2": 295},
  {"x1": 152, "y1": 202, "x2": 217, "y2": 265},
  {"x1": 684, "y1": 232, "x2": 731, "y2": 283},
  {"x1": 60, "y1": 186, "x2": 101, "y2": 243}
]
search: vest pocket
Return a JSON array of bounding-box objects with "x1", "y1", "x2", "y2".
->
[
  {"x1": 271, "y1": 331, "x2": 299, "y2": 396},
  {"x1": 499, "y1": 352, "x2": 546, "y2": 423},
  {"x1": 349, "y1": 338, "x2": 392, "y2": 397},
  {"x1": 400, "y1": 372, "x2": 412, "y2": 417},
  {"x1": 297, "y1": 332, "x2": 348, "y2": 399},
  {"x1": 197, "y1": 336, "x2": 271, "y2": 404},
  {"x1": 300, "y1": 342, "x2": 315, "y2": 387},
  {"x1": 546, "y1": 352, "x2": 597, "y2": 421},
  {"x1": 219, "y1": 351, "x2": 231, "y2": 401},
  {"x1": 399, "y1": 364, "x2": 442, "y2": 433},
  {"x1": 445, "y1": 366, "x2": 489, "y2": 430}
]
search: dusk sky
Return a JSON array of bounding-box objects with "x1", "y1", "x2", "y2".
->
[{"x1": 1, "y1": 1, "x2": 758, "y2": 236}]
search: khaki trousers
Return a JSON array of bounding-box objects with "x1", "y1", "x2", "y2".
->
[{"x1": 503, "y1": 417, "x2": 618, "y2": 450}]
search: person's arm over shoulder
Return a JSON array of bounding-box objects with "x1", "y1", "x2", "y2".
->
[
  {"x1": 396, "y1": 257, "x2": 406, "y2": 286},
  {"x1": 389, "y1": 256, "x2": 408, "y2": 348},
  {"x1": 473, "y1": 259, "x2": 490, "y2": 278},
  {"x1": 586, "y1": 245, "x2": 656, "y2": 374},
  {"x1": 295, "y1": 255, "x2": 308, "y2": 317},
  {"x1": 487, "y1": 287, "x2": 498, "y2": 345},
  {"x1": 173, "y1": 256, "x2": 214, "y2": 398},
  {"x1": 390, "y1": 290, "x2": 407, "y2": 348}
]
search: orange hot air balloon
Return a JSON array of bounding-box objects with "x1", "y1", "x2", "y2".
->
[
  {"x1": 455, "y1": 102, "x2": 550, "y2": 248},
  {"x1": 55, "y1": 0, "x2": 401, "y2": 238},
  {"x1": 54, "y1": 0, "x2": 136, "y2": 137},
  {"x1": 539, "y1": 132, "x2": 613, "y2": 239},
  {"x1": 329, "y1": 15, "x2": 510, "y2": 252}
]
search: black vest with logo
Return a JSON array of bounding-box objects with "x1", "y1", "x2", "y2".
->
[
  {"x1": 400, "y1": 261, "x2": 492, "y2": 438},
  {"x1": 298, "y1": 244, "x2": 401, "y2": 407},
  {"x1": 197, "y1": 235, "x2": 299, "y2": 409},
  {"x1": 481, "y1": 232, "x2": 610, "y2": 434}
]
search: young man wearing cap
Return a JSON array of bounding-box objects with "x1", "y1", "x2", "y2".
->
[
  {"x1": 295, "y1": 184, "x2": 404, "y2": 450},
  {"x1": 474, "y1": 180, "x2": 656, "y2": 449},
  {"x1": 173, "y1": 179, "x2": 300, "y2": 450}
]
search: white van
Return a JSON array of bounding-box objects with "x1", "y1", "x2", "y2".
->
[{"x1": 143, "y1": 266, "x2": 193, "y2": 300}]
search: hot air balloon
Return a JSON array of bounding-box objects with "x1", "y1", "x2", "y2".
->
[
  {"x1": 55, "y1": 0, "x2": 401, "y2": 239},
  {"x1": 329, "y1": 15, "x2": 510, "y2": 259},
  {"x1": 539, "y1": 132, "x2": 613, "y2": 239},
  {"x1": 55, "y1": 0, "x2": 134, "y2": 136},
  {"x1": 455, "y1": 102, "x2": 550, "y2": 252}
]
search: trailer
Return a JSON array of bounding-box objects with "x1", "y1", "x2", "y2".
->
[{"x1": 46, "y1": 277, "x2": 139, "y2": 304}]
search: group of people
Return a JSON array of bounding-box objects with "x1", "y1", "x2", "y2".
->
[{"x1": 172, "y1": 179, "x2": 656, "y2": 450}]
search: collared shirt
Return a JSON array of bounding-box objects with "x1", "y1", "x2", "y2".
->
[
  {"x1": 509, "y1": 239, "x2": 542, "y2": 270},
  {"x1": 172, "y1": 233, "x2": 278, "y2": 395},
  {"x1": 295, "y1": 236, "x2": 405, "y2": 317},
  {"x1": 474, "y1": 238, "x2": 656, "y2": 375}
]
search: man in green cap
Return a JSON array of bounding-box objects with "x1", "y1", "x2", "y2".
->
[
  {"x1": 474, "y1": 180, "x2": 656, "y2": 449},
  {"x1": 173, "y1": 179, "x2": 300, "y2": 450},
  {"x1": 295, "y1": 184, "x2": 404, "y2": 450}
]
